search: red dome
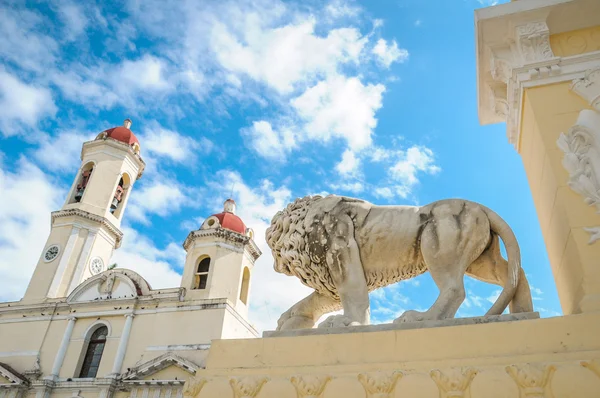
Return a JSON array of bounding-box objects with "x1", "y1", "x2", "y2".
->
[
  {"x1": 104, "y1": 126, "x2": 139, "y2": 146},
  {"x1": 212, "y1": 212, "x2": 246, "y2": 234}
]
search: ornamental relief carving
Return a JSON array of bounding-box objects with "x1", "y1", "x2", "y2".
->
[
  {"x1": 515, "y1": 22, "x2": 555, "y2": 64},
  {"x1": 557, "y1": 109, "x2": 600, "y2": 244},
  {"x1": 229, "y1": 376, "x2": 269, "y2": 398},
  {"x1": 571, "y1": 68, "x2": 600, "y2": 111},
  {"x1": 290, "y1": 375, "x2": 331, "y2": 398},
  {"x1": 358, "y1": 371, "x2": 402, "y2": 398},
  {"x1": 506, "y1": 364, "x2": 556, "y2": 398},
  {"x1": 430, "y1": 368, "x2": 478, "y2": 398},
  {"x1": 550, "y1": 26, "x2": 600, "y2": 57}
]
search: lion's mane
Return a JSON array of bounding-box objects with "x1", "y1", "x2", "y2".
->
[{"x1": 265, "y1": 195, "x2": 339, "y2": 299}]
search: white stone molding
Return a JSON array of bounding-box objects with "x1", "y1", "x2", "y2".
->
[
  {"x1": 67, "y1": 269, "x2": 152, "y2": 303},
  {"x1": 229, "y1": 376, "x2": 269, "y2": 398},
  {"x1": 52, "y1": 209, "x2": 123, "y2": 248},
  {"x1": 183, "y1": 229, "x2": 261, "y2": 260},
  {"x1": 557, "y1": 109, "x2": 600, "y2": 244},
  {"x1": 67, "y1": 231, "x2": 98, "y2": 294},
  {"x1": 290, "y1": 375, "x2": 331, "y2": 398},
  {"x1": 358, "y1": 371, "x2": 402, "y2": 398},
  {"x1": 506, "y1": 363, "x2": 556, "y2": 398},
  {"x1": 571, "y1": 68, "x2": 600, "y2": 111},
  {"x1": 429, "y1": 368, "x2": 478, "y2": 398},
  {"x1": 475, "y1": 0, "x2": 600, "y2": 150},
  {"x1": 122, "y1": 353, "x2": 199, "y2": 381},
  {"x1": 0, "y1": 363, "x2": 28, "y2": 385}
]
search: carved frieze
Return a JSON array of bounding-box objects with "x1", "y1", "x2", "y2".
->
[
  {"x1": 229, "y1": 376, "x2": 269, "y2": 398},
  {"x1": 557, "y1": 109, "x2": 600, "y2": 244},
  {"x1": 290, "y1": 375, "x2": 331, "y2": 398},
  {"x1": 358, "y1": 371, "x2": 402, "y2": 398},
  {"x1": 430, "y1": 368, "x2": 478, "y2": 398},
  {"x1": 506, "y1": 364, "x2": 555, "y2": 398}
]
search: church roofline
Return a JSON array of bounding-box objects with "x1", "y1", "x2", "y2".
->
[
  {"x1": 122, "y1": 352, "x2": 199, "y2": 380},
  {"x1": 51, "y1": 209, "x2": 124, "y2": 248},
  {"x1": 81, "y1": 137, "x2": 146, "y2": 180},
  {"x1": 182, "y1": 228, "x2": 261, "y2": 260}
]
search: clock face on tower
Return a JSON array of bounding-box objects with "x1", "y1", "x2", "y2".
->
[
  {"x1": 43, "y1": 245, "x2": 60, "y2": 262},
  {"x1": 89, "y1": 257, "x2": 105, "y2": 275}
]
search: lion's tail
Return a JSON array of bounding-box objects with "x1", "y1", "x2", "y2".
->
[{"x1": 481, "y1": 205, "x2": 521, "y2": 316}]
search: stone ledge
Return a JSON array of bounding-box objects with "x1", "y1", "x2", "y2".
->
[{"x1": 263, "y1": 312, "x2": 540, "y2": 338}]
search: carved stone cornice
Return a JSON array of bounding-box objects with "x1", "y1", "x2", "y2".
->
[
  {"x1": 475, "y1": 0, "x2": 600, "y2": 150},
  {"x1": 229, "y1": 376, "x2": 268, "y2": 398},
  {"x1": 358, "y1": 371, "x2": 402, "y2": 398},
  {"x1": 430, "y1": 368, "x2": 478, "y2": 398},
  {"x1": 557, "y1": 109, "x2": 600, "y2": 244},
  {"x1": 182, "y1": 228, "x2": 261, "y2": 260},
  {"x1": 51, "y1": 209, "x2": 123, "y2": 248},
  {"x1": 290, "y1": 375, "x2": 331, "y2": 398},
  {"x1": 506, "y1": 364, "x2": 555, "y2": 397}
]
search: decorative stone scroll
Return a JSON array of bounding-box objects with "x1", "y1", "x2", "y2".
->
[
  {"x1": 358, "y1": 371, "x2": 403, "y2": 398},
  {"x1": 429, "y1": 368, "x2": 478, "y2": 398},
  {"x1": 290, "y1": 375, "x2": 331, "y2": 398},
  {"x1": 557, "y1": 109, "x2": 600, "y2": 244},
  {"x1": 506, "y1": 364, "x2": 556, "y2": 397},
  {"x1": 229, "y1": 376, "x2": 269, "y2": 398}
]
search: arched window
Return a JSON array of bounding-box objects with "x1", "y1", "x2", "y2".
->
[
  {"x1": 111, "y1": 173, "x2": 131, "y2": 219},
  {"x1": 69, "y1": 162, "x2": 94, "y2": 204},
  {"x1": 240, "y1": 267, "x2": 250, "y2": 305},
  {"x1": 79, "y1": 326, "x2": 107, "y2": 378},
  {"x1": 194, "y1": 257, "x2": 210, "y2": 289}
]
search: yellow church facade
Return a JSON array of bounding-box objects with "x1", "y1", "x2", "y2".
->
[{"x1": 2, "y1": 0, "x2": 600, "y2": 397}]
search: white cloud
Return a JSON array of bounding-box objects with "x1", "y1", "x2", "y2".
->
[
  {"x1": 335, "y1": 149, "x2": 361, "y2": 177},
  {"x1": 141, "y1": 123, "x2": 213, "y2": 163},
  {"x1": 0, "y1": 70, "x2": 57, "y2": 136},
  {"x1": 34, "y1": 129, "x2": 95, "y2": 172},
  {"x1": 114, "y1": 55, "x2": 172, "y2": 92},
  {"x1": 128, "y1": 180, "x2": 188, "y2": 224},
  {"x1": 292, "y1": 76, "x2": 385, "y2": 151},
  {"x1": 0, "y1": 6, "x2": 58, "y2": 72},
  {"x1": 211, "y1": 18, "x2": 366, "y2": 93},
  {"x1": 0, "y1": 157, "x2": 64, "y2": 302},
  {"x1": 330, "y1": 181, "x2": 364, "y2": 194},
  {"x1": 241, "y1": 121, "x2": 296, "y2": 161},
  {"x1": 372, "y1": 39, "x2": 409, "y2": 68},
  {"x1": 389, "y1": 146, "x2": 441, "y2": 187},
  {"x1": 56, "y1": 1, "x2": 88, "y2": 41},
  {"x1": 374, "y1": 187, "x2": 394, "y2": 199}
]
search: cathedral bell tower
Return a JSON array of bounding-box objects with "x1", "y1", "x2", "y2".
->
[
  {"x1": 181, "y1": 199, "x2": 261, "y2": 317},
  {"x1": 22, "y1": 119, "x2": 145, "y2": 302}
]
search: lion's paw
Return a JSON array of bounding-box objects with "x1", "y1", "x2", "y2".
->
[
  {"x1": 393, "y1": 310, "x2": 427, "y2": 324},
  {"x1": 317, "y1": 314, "x2": 361, "y2": 329},
  {"x1": 277, "y1": 314, "x2": 314, "y2": 331}
]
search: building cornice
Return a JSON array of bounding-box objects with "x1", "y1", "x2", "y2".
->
[
  {"x1": 182, "y1": 228, "x2": 261, "y2": 261},
  {"x1": 81, "y1": 138, "x2": 146, "y2": 179},
  {"x1": 475, "y1": 0, "x2": 600, "y2": 150},
  {"x1": 51, "y1": 209, "x2": 124, "y2": 248}
]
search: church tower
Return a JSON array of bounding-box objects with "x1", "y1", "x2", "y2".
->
[
  {"x1": 181, "y1": 199, "x2": 261, "y2": 316},
  {"x1": 22, "y1": 119, "x2": 145, "y2": 302}
]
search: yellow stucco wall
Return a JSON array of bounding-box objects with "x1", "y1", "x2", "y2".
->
[
  {"x1": 519, "y1": 82, "x2": 600, "y2": 315},
  {"x1": 182, "y1": 313, "x2": 600, "y2": 398},
  {"x1": 550, "y1": 26, "x2": 600, "y2": 57}
]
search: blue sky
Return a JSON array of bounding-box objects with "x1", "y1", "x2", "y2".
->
[{"x1": 0, "y1": 0, "x2": 561, "y2": 331}]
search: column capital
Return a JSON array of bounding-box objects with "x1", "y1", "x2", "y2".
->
[{"x1": 124, "y1": 313, "x2": 135, "y2": 319}]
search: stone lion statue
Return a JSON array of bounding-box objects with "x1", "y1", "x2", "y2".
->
[{"x1": 265, "y1": 195, "x2": 533, "y2": 330}]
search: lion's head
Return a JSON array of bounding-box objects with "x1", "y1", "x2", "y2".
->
[{"x1": 265, "y1": 195, "x2": 338, "y2": 298}]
